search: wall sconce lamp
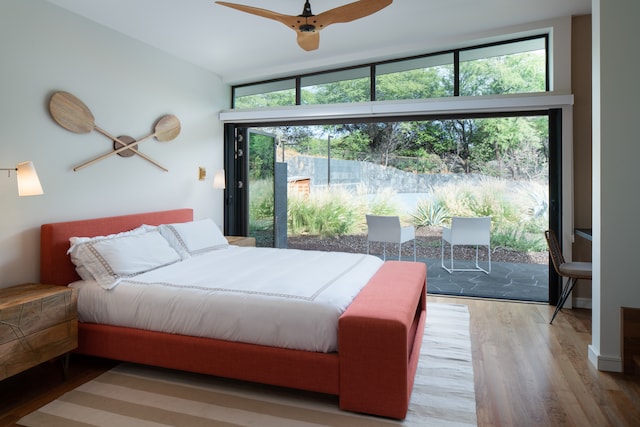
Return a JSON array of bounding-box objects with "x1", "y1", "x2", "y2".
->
[
  {"x1": 213, "y1": 169, "x2": 226, "y2": 189},
  {"x1": 1, "y1": 161, "x2": 44, "y2": 196}
]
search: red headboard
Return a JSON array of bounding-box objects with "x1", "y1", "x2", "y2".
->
[{"x1": 40, "y1": 209, "x2": 194, "y2": 286}]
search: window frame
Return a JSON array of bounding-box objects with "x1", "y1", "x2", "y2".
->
[{"x1": 231, "y1": 34, "x2": 549, "y2": 109}]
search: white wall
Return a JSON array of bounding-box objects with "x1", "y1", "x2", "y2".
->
[
  {"x1": 589, "y1": 0, "x2": 640, "y2": 371},
  {"x1": 0, "y1": 0, "x2": 228, "y2": 288}
]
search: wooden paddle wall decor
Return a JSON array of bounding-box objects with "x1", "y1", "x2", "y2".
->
[{"x1": 48, "y1": 91, "x2": 180, "y2": 171}]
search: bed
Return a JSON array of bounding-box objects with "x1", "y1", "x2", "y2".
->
[{"x1": 40, "y1": 209, "x2": 427, "y2": 419}]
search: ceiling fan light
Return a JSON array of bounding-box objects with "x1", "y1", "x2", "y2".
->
[{"x1": 216, "y1": 0, "x2": 393, "y2": 51}]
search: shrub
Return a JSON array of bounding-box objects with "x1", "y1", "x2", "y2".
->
[
  {"x1": 366, "y1": 188, "x2": 402, "y2": 217},
  {"x1": 288, "y1": 187, "x2": 365, "y2": 237},
  {"x1": 492, "y1": 223, "x2": 547, "y2": 252},
  {"x1": 286, "y1": 186, "x2": 406, "y2": 237},
  {"x1": 252, "y1": 175, "x2": 548, "y2": 253},
  {"x1": 411, "y1": 197, "x2": 449, "y2": 227},
  {"x1": 249, "y1": 179, "x2": 274, "y2": 221},
  {"x1": 427, "y1": 177, "x2": 547, "y2": 252}
]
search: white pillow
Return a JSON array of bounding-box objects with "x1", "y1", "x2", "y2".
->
[
  {"x1": 68, "y1": 225, "x2": 153, "y2": 280},
  {"x1": 68, "y1": 228, "x2": 181, "y2": 289},
  {"x1": 159, "y1": 218, "x2": 228, "y2": 258},
  {"x1": 69, "y1": 224, "x2": 154, "y2": 250}
]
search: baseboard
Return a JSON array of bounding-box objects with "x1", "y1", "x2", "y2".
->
[
  {"x1": 573, "y1": 297, "x2": 592, "y2": 309},
  {"x1": 588, "y1": 345, "x2": 623, "y2": 372}
]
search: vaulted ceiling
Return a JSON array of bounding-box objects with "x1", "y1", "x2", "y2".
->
[{"x1": 46, "y1": 0, "x2": 591, "y2": 85}]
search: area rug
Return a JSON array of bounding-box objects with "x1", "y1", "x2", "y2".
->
[{"x1": 19, "y1": 303, "x2": 476, "y2": 427}]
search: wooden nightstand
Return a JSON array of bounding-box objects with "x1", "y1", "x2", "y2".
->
[
  {"x1": 225, "y1": 236, "x2": 256, "y2": 247},
  {"x1": 0, "y1": 283, "x2": 78, "y2": 380}
]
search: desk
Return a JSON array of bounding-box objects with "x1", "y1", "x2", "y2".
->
[{"x1": 575, "y1": 228, "x2": 592, "y2": 241}]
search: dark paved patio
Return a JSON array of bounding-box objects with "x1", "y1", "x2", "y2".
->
[{"x1": 402, "y1": 256, "x2": 549, "y2": 302}]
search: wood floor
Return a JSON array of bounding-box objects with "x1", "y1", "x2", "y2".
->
[{"x1": 1, "y1": 296, "x2": 639, "y2": 427}]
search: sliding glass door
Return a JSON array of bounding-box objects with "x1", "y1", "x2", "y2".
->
[{"x1": 224, "y1": 110, "x2": 560, "y2": 303}]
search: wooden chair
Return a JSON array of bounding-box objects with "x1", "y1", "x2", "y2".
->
[
  {"x1": 544, "y1": 229, "x2": 592, "y2": 324},
  {"x1": 366, "y1": 215, "x2": 416, "y2": 261}
]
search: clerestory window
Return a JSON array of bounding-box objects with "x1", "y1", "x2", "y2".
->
[{"x1": 232, "y1": 35, "x2": 548, "y2": 109}]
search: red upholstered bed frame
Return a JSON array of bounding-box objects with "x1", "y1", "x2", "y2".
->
[{"x1": 40, "y1": 209, "x2": 427, "y2": 419}]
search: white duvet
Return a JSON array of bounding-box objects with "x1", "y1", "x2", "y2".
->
[{"x1": 70, "y1": 246, "x2": 384, "y2": 353}]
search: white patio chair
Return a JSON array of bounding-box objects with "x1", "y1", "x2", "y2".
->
[
  {"x1": 441, "y1": 216, "x2": 491, "y2": 274},
  {"x1": 366, "y1": 215, "x2": 416, "y2": 261}
]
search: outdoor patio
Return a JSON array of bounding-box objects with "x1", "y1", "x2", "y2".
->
[
  {"x1": 286, "y1": 230, "x2": 550, "y2": 303},
  {"x1": 416, "y1": 256, "x2": 548, "y2": 302}
]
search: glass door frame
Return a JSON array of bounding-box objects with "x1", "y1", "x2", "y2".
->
[{"x1": 223, "y1": 110, "x2": 561, "y2": 303}]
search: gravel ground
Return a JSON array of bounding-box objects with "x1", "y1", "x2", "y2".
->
[{"x1": 287, "y1": 226, "x2": 548, "y2": 265}]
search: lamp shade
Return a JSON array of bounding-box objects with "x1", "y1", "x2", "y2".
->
[
  {"x1": 213, "y1": 169, "x2": 226, "y2": 189},
  {"x1": 16, "y1": 161, "x2": 44, "y2": 196}
]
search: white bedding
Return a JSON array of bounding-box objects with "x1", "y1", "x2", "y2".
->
[{"x1": 70, "y1": 246, "x2": 384, "y2": 352}]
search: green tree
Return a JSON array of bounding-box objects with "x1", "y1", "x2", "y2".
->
[
  {"x1": 305, "y1": 77, "x2": 370, "y2": 104},
  {"x1": 249, "y1": 133, "x2": 275, "y2": 180},
  {"x1": 376, "y1": 66, "x2": 453, "y2": 100},
  {"x1": 460, "y1": 52, "x2": 545, "y2": 96},
  {"x1": 247, "y1": 50, "x2": 548, "y2": 179},
  {"x1": 235, "y1": 88, "x2": 296, "y2": 109}
]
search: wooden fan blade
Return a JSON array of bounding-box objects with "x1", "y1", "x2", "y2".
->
[
  {"x1": 297, "y1": 32, "x2": 320, "y2": 51},
  {"x1": 215, "y1": 2, "x2": 299, "y2": 29},
  {"x1": 215, "y1": 1, "x2": 391, "y2": 51},
  {"x1": 315, "y1": 0, "x2": 393, "y2": 28}
]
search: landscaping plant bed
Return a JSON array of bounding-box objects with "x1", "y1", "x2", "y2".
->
[{"x1": 287, "y1": 226, "x2": 548, "y2": 265}]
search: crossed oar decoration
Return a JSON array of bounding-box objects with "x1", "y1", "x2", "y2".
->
[{"x1": 49, "y1": 91, "x2": 180, "y2": 172}]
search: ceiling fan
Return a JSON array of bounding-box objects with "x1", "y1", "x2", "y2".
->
[{"x1": 215, "y1": 0, "x2": 393, "y2": 51}]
